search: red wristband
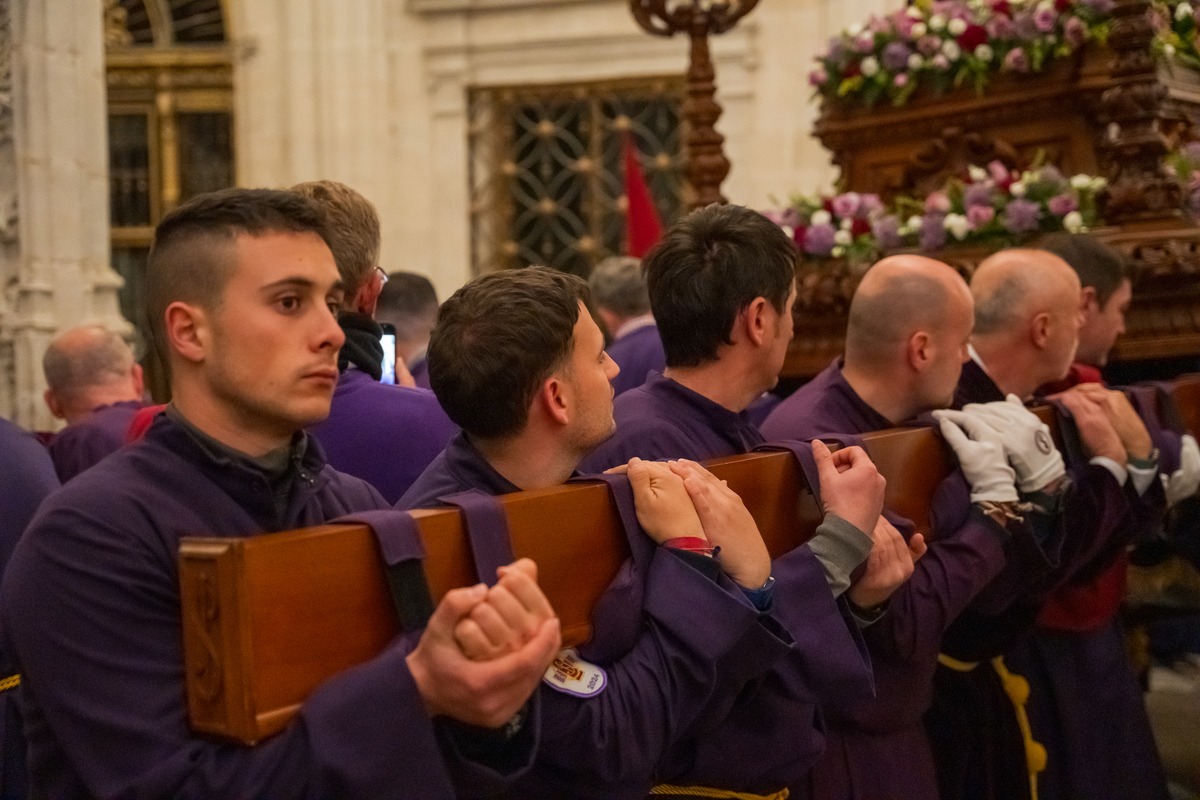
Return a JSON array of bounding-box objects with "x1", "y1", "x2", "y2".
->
[{"x1": 663, "y1": 537, "x2": 714, "y2": 556}]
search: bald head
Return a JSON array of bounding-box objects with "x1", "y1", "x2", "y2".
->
[
  {"x1": 43, "y1": 326, "x2": 143, "y2": 423},
  {"x1": 969, "y1": 249, "x2": 1083, "y2": 394},
  {"x1": 972, "y1": 249, "x2": 1081, "y2": 336},
  {"x1": 846, "y1": 255, "x2": 973, "y2": 366}
]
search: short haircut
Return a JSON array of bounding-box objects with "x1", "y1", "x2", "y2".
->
[
  {"x1": 43, "y1": 327, "x2": 134, "y2": 399},
  {"x1": 146, "y1": 188, "x2": 329, "y2": 355},
  {"x1": 645, "y1": 204, "x2": 797, "y2": 368},
  {"x1": 588, "y1": 256, "x2": 650, "y2": 318},
  {"x1": 1039, "y1": 234, "x2": 1135, "y2": 306},
  {"x1": 972, "y1": 272, "x2": 1029, "y2": 336},
  {"x1": 291, "y1": 180, "x2": 381, "y2": 305},
  {"x1": 846, "y1": 272, "x2": 952, "y2": 364},
  {"x1": 377, "y1": 272, "x2": 439, "y2": 342},
  {"x1": 429, "y1": 267, "x2": 589, "y2": 439}
]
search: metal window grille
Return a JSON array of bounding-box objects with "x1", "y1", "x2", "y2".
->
[{"x1": 469, "y1": 77, "x2": 686, "y2": 278}]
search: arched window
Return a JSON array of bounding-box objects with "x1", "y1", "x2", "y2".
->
[{"x1": 104, "y1": 0, "x2": 234, "y2": 399}]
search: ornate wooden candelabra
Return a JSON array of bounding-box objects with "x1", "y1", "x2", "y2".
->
[{"x1": 630, "y1": 0, "x2": 758, "y2": 209}]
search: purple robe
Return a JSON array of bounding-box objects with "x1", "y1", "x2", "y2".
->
[
  {"x1": 606, "y1": 324, "x2": 667, "y2": 397},
  {"x1": 926, "y1": 359, "x2": 1160, "y2": 800},
  {"x1": 0, "y1": 419, "x2": 59, "y2": 800},
  {"x1": 1, "y1": 415, "x2": 536, "y2": 799},
  {"x1": 46, "y1": 400, "x2": 142, "y2": 483},
  {"x1": 309, "y1": 368, "x2": 457, "y2": 504},
  {"x1": 578, "y1": 371, "x2": 876, "y2": 792},
  {"x1": 764, "y1": 361, "x2": 1021, "y2": 800},
  {"x1": 401, "y1": 432, "x2": 800, "y2": 797}
]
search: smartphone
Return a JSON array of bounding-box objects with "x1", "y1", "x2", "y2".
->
[{"x1": 379, "y1": 323, "x2": 397, "y2": 385}]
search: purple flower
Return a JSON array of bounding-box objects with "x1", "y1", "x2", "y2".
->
[
  {"x1": 868, "y1": 14, "x2": 894, "y2": 35},
  {"x1": 1002, "y1": 199, "x2": 1043, "y2": 234},
  {"x1": 804, "y1": 223, "x2": 837, "y2": 256},
  {"x1": 931, "y1": 53, "x2": 951, "y2": 70},
  {"x1": 854, "y1": 32, "x2": 877, "y2": 53},
  {"x1": 1034, "y1": 8, "x2": 1057, "y2": 32},
  {"x1": 918, "y1": 34, "x2": 943, "y2": 56},
  {"x1": 987, "y1": 15, "x2": 1016, "y2": 39},
  {"x1": 1004, "y1": 47, "x2": 1029, "y2": 72},
  {"x1": 809, "y1": 68, "x2": 829, "y2": 86},
  {"x1": 764, "y1": 207, "x2": 801, "y2": 228},
  {"x1": 964, "y1": 182, "x2": 995, "y2": 209},
  {"x1": 861, "y1": 194, "x2": 884, "y2": 214},
  {"x1": 1014, "y1": 11, "x2": 1039, "y2": 38},
  {"x1": 1064, "y1": 16, "x2": 1087, "y2": 48},
  {"x1": 967, "y1": 205, "x2": 996, "y2": 229},
  {"x1": 883, "y1": 41, "x2": 914, "y2": 71},
  {"x1": 832, "y1": 192, "x2": 862, "y2": 218},
  {"x1": 894, "y1": 13, "x2": 917, "y2": 39},
  {"x1": 920, "y1": 214, "x2": 948, "y2": 251},
  {"x1": 989, "y1": 160, "x2": 1012, "y2": 183},
  {"x1": 1047, "y1": 194, "x2": 1079, "y2": 216},
  {"x1": 872, "y1": 214, "x2": 904, "y2": 249},
  {"x1": 827, "y1": 38, "x2": 847, "y2": 62}
]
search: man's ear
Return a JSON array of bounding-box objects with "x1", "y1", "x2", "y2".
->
[
  {"x1": 742, "y1": 297, "x2": 770, "y2": 347},
  {"x1": 43, "y1": 389, "x2": 66, "y2": 420},
  {"x1": 1080, "y1": 286, "x2": 1099, "y2": 321},
  {"x1": 352, "y1": 271, "x2": 384, "y2": 317},
  {"x1": 130, "y1": 362, "x2": 145, "y2": 398},
  {"x1": 164, "y1": 302, "x2": 208, "y2": 365},
  {"x1": 908, "y1": 331, "x2": 932, "y2": 372},
  {"x1": 535, "y1": 375, "x2": 570, "y2": 427},
  {"x1": 1031, "y1": 311, "x2": 1052, "y2": 349}
]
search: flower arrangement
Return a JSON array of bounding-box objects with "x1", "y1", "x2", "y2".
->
[
  {"x1": 769, "y1": 161, "x2": 1106, "y2": 269},
  {"x1": 1150, "y1": 2, "x2": 1200, "y2": 71},
  {"x1": 1166, "y1": 140, "x2": 1200, "y2": 217},
  {"x1": 810, "y1": 0, "x2": 1178, "y2": 109}
]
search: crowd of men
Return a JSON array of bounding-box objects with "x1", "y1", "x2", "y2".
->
[{"x1": 0, "y1": 181, "x2": 1197, "y2": 800}]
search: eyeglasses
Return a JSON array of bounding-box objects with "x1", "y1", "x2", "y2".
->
[{"x1": 375, "y1": 267, "x2": 389, "y2": 285}]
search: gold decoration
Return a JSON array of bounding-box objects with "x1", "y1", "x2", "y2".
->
[{"x1": 104, "y1": 0, "x2": 134, "y2": 48}]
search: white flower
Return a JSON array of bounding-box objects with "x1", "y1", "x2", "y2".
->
[
  {"x1": 942, "y1": 40, "x2": 962, "y2": 60},
  {"x1": 1177, "y1": 3, "x2": 1193, "y2": 22},
  {"x1": 1010, "y1": 181, "x2": 1027, "y2": 196},
  {"x1": 811, "y1": 209, "x2": 832, "y2": 226},
  {"x1": 848, "y1": 21, "x2": 865, "y2": 37},
  {"x1": 929, "y1": 13, "x2": 947, "y2": 31},
  {"x1": 840, "y1": 217, "x2": 854, "y2": 230},
  {"x1": 944, "y1": 213, "x2": 971, "y2": 240},
  {"x1": 834, "y1": 229, "x2": 854, "y2": 246},
  {"x1": 906, "y1": 6, "x2": 924, "y2": 19},
  {"x1": 1070, "y1": 174, "x2": 1093, "y2": 189},
  {"x1": 861, "y1": 56, "x2": 880, "y2": 77},
  {"x1": 969, "y1": 165, "x2": 988, "y2": 181},
  {"x1": 1090, "y1": 176, "x2": 1108, "y2": 191},
  {"x1": 948, "y1": 18, "x2": 968, "y2": 36},
  {"x1": 858, "y1": 32, "x2": 876, "y2": 50},
  {"x1": 1063, "y1": 211, "x2": 1085, "y2": 233},
  {"x1": 1165, "y1": 43, "x2": 1177, "y2": 57},
  {"x1": 1037, "y1": 0, "x2": 1054, "y2": 11},
  {"x1": 907, "y1": 215, "x2": 924, "y2": 230},
  {"x1": 832, "y1": 245, "x2": 847, "y2": 258},
  {"x1": 911, "y1": 21, "x2": 928, "y2": 37},
  {"x1": 780, "y1": 225, "x2": 795, "y2": 240},
  {"x1": 975, "y1": 44, "x2": 994, "y2": 62},
  {"x1": 909, "y1": 52, "x2": 926, "y2": 70}
]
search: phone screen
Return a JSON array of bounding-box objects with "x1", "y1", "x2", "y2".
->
[{"x1": 380, "y1": 323, "x2": 397, "y2": 385}]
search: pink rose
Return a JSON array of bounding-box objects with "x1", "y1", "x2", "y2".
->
[
  {"x1": 967, "y1": 205, "x2": 996, "y2": 229},
  {"x1": 1047, "y1": 194, "x2": 1079, "y2": 216},
  {"x1": 925, "y1": 191, "x2": 952, "y2": 213}
]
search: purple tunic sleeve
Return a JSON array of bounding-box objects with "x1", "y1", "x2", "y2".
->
[{"x1": 2, "y1": 492, "x2": 493, "y2": 798}]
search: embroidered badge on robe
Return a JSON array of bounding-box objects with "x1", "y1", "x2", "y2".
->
[{"x1": 543, "y1": 648, "x2": 607, "y2": 697}]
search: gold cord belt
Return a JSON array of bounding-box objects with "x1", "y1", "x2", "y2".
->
[{"x1": 648, "y1": 785, "x2": 788, "y2": 799}]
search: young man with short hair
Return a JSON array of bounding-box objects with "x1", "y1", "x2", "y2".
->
[
  {"x1": 376, "y1": 270, "x2": 440, "y2": 388},
  {"x1": 2, "y1": 188, "x2": 561, "y2": 798},
  {"x1": 579, "y1": 204, "x2": 920, "y2": 795},
  {"x1": 296, "y1": 181, "x2": 457, "y2": 503},
  {"x1": 402, "y1": 266, "x2": 805, "y2": 797},
  {"x1": 41, "y1": 325, "x2": 147, "y2": 481}
]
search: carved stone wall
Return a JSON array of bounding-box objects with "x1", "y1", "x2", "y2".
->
[{"x1": 0, "y1": 0, "x2": 129, "y2": 428}]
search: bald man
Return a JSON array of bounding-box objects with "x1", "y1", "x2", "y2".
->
[
  {"x1": 42, "y1": 326, "x2": 147, "y2": 482},
  {"x1": 763, "y1": 256, "x2": 1058, "y2": 800},
  {"x1": 927, "y1": 249, "x2": 1164, "y2": 800}
]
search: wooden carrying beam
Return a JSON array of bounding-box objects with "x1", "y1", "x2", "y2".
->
[{"x1": 176, "y1": 390, "x2": 1162, "y2": 744}]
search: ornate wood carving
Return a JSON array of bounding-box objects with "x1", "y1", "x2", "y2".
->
[{"x1": 630, "y1": 0, "x2": 758, "y2": 209}]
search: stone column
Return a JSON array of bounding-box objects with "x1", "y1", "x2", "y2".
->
[{"x1": 0, "y1": 0, "x2": 126, "y2": 429}]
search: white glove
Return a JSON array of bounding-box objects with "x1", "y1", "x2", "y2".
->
[
  {"x1": 960, "y1": 394, "x2": 1066, "y2": 493},
  {"x1": 933, "y1": 410, "x2": 1020, "y2": 504},
  {"x1": 1164, "y1": 434, "x2": 1200, "y2": 508}
]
